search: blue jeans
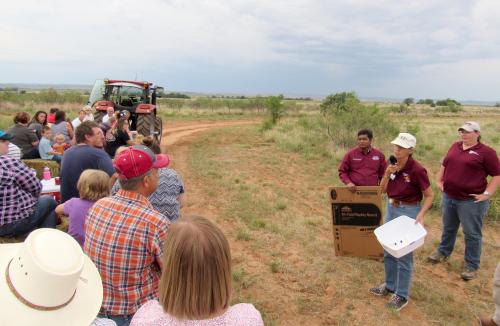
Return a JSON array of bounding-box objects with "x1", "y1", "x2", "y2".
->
[
  {"x1": 437, "y1": 193, "x2": 490, "y2": 270},
  {"x1": 52, "y1": 155, "x2": 62, "y2": 163},
  {"x1": 0, "y1": 196, "x2": 57, "y2": 237},
  {"x1": 97, "y1": 313, "x2": 133, "y2": 326},
  {"x1": 384, "y1": 202, "x2": 421, "y2": 300}
]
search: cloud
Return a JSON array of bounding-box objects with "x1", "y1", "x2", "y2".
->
[{"x1": 1, "y1": 0, "x2": 500, "y2": 100}]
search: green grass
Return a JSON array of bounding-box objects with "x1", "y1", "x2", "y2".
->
[{"x1": 184, "y1": 119, "x2": 499, "y2": 325}]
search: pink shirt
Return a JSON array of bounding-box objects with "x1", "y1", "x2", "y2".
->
[{"x1": 130, "y1": 300, "x2": 264, "y2": 326}]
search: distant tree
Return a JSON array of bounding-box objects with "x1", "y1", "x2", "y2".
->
[
  {"x1": 320, "y1": 91, "x2": 361, "y2": 114},
  {"x1": 403, "y1": 98, "x2": 414, "y2": 106},
  {"x1": 417, "y1": 98, "x2": 435, "y2": 106},
  {"x1": 165, "y1": 92, "x2": 190, "y2": 99},
  {"x1": 265, "y1": 95, "x2": 285, "y2": 125},
  {"x1": 436, "y1": 98, "x2": 461, "y2": 106},
  {"x1": 495, "y1": 102, "x2": 500, "y2": 107},
  {"x1": 250, "y1": 96, "x2": 266, "y2": 112}
]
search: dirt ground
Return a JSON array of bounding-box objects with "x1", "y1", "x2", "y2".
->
[{"x1": 160, "y1": 119, "x2": 499, "y2": 326}]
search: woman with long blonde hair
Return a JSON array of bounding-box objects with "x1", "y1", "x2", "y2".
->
[{"x1": 131, "y1": 215, "x2": 264, "y2": 326}]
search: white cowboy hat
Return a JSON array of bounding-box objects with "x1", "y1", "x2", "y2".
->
[{"x1": 0, "y1": 228, "x2": 103, "y2": 326}]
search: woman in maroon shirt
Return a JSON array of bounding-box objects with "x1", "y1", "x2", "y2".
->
[
  {"x1": 428, "y1": 121, "x2": 500, "y2": 281},
  {"x1": 370, "y1": 133, "x2": 434, "y2": 311}
]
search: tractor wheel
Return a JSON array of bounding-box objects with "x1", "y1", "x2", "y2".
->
[
  {"x1": 94, "y1": 111, "x2": 106, "y2": 123},
  {"x1": 136, "y1": 115, "x2": 151, "y2": 138},
  {"x1": 154, "y1": 116, "x2": 163, "y2": 144},
  {"x1": 137, "y1": 115, "x2": 163, "y2": 143}
]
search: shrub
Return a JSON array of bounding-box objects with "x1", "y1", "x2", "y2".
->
[
  {"x1": 320, "y1": 91, "x2": 360, "y2": 113},
  {"x1": 436, "y1": 98, "x2": 461, "y2": 106},
  {"x1": 320, "y1": 92, "x2": 398, "y2": 149},
  {"x1": 266, "y1": 95, "x2": 286, "y2": 125},
  {"x1": 417, "y1": 99, "x2": 435, "y2": 106},
  {"x1": 403, "y1": 98, "x2": 414, "y2": 106}
]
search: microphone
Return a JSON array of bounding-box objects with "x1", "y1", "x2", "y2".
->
[
  {"x1": 388, "y1": 155, "x2": 397, "y2": 180},
  {"x1": 389, "y1": 155, "x2": 397, "y2": 165}
]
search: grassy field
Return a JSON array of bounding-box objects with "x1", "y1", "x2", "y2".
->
[{"x1": 181, "y1": 118, "x2": 499, "y2": 325}]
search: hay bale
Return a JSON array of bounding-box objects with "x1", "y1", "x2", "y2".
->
[{"x1": 22, "y1": 159, "x2": 60, "y2": 179}]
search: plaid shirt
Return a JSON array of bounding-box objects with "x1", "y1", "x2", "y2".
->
[
  {"x1": 84, "y1": 189, "x2": 169, "y2": 316},
  {"x1": 0, "y1": 155, "x2": 41, "y2": 225}
]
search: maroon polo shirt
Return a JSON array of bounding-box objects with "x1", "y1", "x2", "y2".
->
[
  {"x1": 338, "y1": 147, "x2": 387, "y2": 186},
  {"x1": 443, "y1": 141, "x2": 500, "y2": 200},
  {"x1": 387, "y1": 157, "x2": 430, "y2": 202}
]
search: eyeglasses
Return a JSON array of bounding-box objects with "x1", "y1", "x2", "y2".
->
[{"x1": 458, "y1": 130, "x2": 475, "y2": 134}]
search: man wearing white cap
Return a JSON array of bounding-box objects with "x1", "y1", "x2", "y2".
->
[{"x1": 428, "y1": 121, "x2": 500, "y2": 281}]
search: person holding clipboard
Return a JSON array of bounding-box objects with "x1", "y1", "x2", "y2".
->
[{"x1": 369, "y1": 133, "x2": 434, "y2": 311}]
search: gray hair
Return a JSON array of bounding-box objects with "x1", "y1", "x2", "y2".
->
[{"x1": 118, "y1": 170, "x2": 153, "y2": 190}]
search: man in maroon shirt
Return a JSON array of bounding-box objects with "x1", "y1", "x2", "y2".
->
[
  {"x1": 428, "y1": 121, "x2": 500, "y2": 281},
  {"x1": 338, "y1": 129, "x2": 387, "y2": 191}
]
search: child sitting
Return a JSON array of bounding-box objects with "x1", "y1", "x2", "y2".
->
[
  {"x1": 38, "y1": 126, "x2": 62, "y2": 163},
  {"x1": 52, "y1": 133, "x2": 70, "y2": 155},
  {"x1": 55, "y1": 169, "x2": 110, "y2": 247}
]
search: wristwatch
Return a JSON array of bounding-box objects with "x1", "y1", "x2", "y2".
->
[{"x1": 483, "y1": 191, "x2": 491, "y2": 197}]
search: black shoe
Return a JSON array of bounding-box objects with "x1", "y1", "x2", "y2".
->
[
  {"x1": 386, "y1": 294, "x2": 408, "y2": 311},
  {"x1": 369, "y1": 283, "x2": 394, "y2": 296}
]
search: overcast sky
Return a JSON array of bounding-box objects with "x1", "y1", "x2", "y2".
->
[{"x1": 1, "y1": 0, "x2": 500, "y2": 101}]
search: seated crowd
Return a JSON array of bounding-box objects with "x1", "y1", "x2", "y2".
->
[{"x1": 0, "y1": 109, "x2": 263, "y2": 326}]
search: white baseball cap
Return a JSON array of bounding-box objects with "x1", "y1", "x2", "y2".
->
[
  {"x1": 391, "y1": 133, "x2": 417, "y2": 149},
  {"x1": 458, "y1": 121, "x2": 480, "y2": 132},
  {"x1": 0, "y1": 228, "x2": 103, "y2": 326}
]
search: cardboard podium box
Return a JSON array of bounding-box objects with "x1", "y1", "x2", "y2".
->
[{"x1": 330, "y1": 186, "x2": 384, "y2": 259}]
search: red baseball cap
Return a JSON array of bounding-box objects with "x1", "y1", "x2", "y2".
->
[{"x1": 114, "y1": 145, "x2": 170, "y2": 179}]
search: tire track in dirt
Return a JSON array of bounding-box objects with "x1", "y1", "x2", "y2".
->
[
  {"x1": 160, "y1": 120, "x2": 259, "y2": 218},
  {"x1": 161, "y1": 121, "x2": 259, "y2": 147}
]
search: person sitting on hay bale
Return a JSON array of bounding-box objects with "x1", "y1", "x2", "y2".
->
[
  {"x1": 0, "y1": 129, "x2": 57, "y2": 238},
  {"x1": 55, "y1": 169, "x2": 110, "y2": 247}
]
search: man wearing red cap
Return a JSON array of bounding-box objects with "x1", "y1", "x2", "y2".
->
[{"x1": 84, "y1": 145, "x2": 171, "y2": 326}]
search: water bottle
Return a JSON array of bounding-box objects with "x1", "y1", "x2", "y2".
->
[{"x1": 43, "y1": 167, "x2": 52, "y2": 180}]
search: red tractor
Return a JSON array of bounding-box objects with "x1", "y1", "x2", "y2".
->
[{"x1": 88, "y1": 79, "x2": 164, "y2": 142}]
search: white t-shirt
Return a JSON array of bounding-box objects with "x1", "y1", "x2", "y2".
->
[{"x1": 72, "y1": 117, "x2": 84, "y2": 129}]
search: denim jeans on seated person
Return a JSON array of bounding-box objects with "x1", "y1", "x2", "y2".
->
[
  {"x1": 437, "y1": 193, "x2": 490, "y2": 270},
  {"x1": 97, "y1": 313, "x2": 133, "y2": 326},
  {"x1": 384, "y1": 202, "x2": 421, "y2": 300},
  {"x1": 52, "y1": 154, "x2": 62, "y2": 163},
  {"x1": 0, "y1": 196, "x2": 57, "y2": 237}
]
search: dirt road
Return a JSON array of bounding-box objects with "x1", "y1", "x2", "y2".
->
[{"x1": 162, "y1": 120, "x2": 259, "y2": 147}]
